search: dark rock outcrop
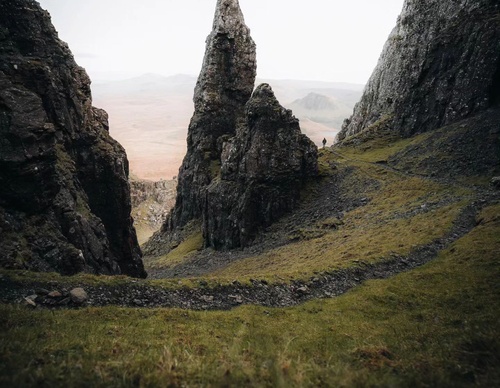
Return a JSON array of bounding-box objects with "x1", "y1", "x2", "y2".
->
[
  {"x1": 167, "y1": 0, "x2": 257, "y2": 231},
  {"x1": 204, "y1": 84, "x2": 318, "y2": 249},
  {"x1": 0, "y1": 0, "x2": 146, "y2": 277},
  {"x1": 337, "y1": 0, "x2": 500, "y2": 141},
  {"x1": 145, "y1": 0, "x2": 317, "y2": 255}
]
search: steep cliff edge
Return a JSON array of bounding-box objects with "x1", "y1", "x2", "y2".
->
[
  {"x1": 145, "y1": 0, "x2": 317, "y2": 256},
  {"x1": 0, "y1": 0, "x2": 146, "y2": 277},
  {"x1": 337, "y1": 0, "x2": 500, "y2": 141}
]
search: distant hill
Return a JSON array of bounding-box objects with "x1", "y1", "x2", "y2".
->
[
  {"x1": 286, "y1": 92, "x2": 357, "y2": 144},
  {"x1": 92, "y1": 74, "x2": 363, "y2": 180}
]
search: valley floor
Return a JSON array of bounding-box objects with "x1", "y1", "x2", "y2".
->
[
  {"x1": 1, "y1": 204, "x2": 499, "y2": 386},
  {"x1": 1, "y1": 125, "x2": 499, "y2": 386}
]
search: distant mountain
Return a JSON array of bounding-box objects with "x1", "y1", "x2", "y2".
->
[
  {"x1": 91, "y1": 74, "x2": 363, "y2": 180},
  {"x1": 290, "y1": 93, "x2": 337, "y2": 111},
  {"x1": 285, "y1": 92, "x2": 357, "y2": 144}
]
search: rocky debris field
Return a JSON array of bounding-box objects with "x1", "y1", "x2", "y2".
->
[
  {"x1": 2, "y1": 192, "x2": 495, "y2": 311},
  {"x1": 130, "y1": 178, "x2": 176, "y2": 241}
]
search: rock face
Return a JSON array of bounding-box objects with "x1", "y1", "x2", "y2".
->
[
  {"x1": 204, "y1": 84, "x2": 318, "y2": 249},
  {"x1": 0, "y1": 0, "x2": 146, "y2": 277},
  {"x1": 130, "y1": 178, "x2": 176, "y2": 245},
  {"x1": 167, "y1": 0, "x2": 257, "y2": 231},
  {"x1": 147, "y1": 0, "x2": 317, "y2": 254},
  {"x1": 337, "y1": 0, "x2": 500, "y2": 141}
]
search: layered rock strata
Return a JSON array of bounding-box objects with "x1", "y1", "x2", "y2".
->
[
  {"x1": 337, "y1": 0, "x2": 500, "y2": 141},
  {"x1": 0, "y1": 0, "x2": 146, "y2": 277}
]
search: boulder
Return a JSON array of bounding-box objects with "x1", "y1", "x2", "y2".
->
[{"x1": 69, "y1": 288, "x2": 88, "y2": 304}]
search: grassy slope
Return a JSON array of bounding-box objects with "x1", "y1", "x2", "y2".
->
[
  {"x1": 1, "y1": 204, "x2": 499, "y2": 387},
  {"x1": 148, "y1": 139, "x2": 473, "y2": 282},
  {"x1": 1, "y1": 129, "x2": 498, "y2": 386}
]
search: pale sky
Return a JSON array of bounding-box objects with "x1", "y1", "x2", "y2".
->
[{"x1": 37, "y1": 0, "x2": 404, "y2": 84}]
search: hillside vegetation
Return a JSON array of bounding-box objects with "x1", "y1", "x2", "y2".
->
[{"x1": 2, "y1": 125, "x2": 499, "y2": 386}]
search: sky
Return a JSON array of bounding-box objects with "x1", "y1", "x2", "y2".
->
[{"x1": 37, "y1": 0, "x2": 404, "y2": 84}]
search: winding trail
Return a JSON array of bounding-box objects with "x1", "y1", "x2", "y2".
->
[
  {"x1": 0, "y1": 195, "x2": 494, "y2": 310},
  {"x1": 2, "y1": 149, "x2": 498, "y2": 310}
]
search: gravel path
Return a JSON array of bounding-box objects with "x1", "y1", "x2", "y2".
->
[
  {"x1": 2, "y1": 150, "x2": 497, "y2": 310},
  {"x1": 1, "y1": 196, "x2": 494, "y2": 310}
]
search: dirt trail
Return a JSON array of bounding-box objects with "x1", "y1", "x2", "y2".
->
[
  {"x1": 3, "y1": 149, "x2": 498, "y2": 310},
  {"x1": 1, "y1": 195, "x2": 495, "y2": 311}
]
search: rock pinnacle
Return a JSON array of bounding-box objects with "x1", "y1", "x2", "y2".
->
[{"x1": 162, "y1": 0, "x2": 257, "y2": 232}]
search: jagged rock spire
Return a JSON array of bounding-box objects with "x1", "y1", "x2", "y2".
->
[
  {"x1": 204, "y1": 84, "x2": 318, "y2": 249},
  {"x1": 194, "y1": 0, "x2": 256, "y2": 115},
  {"x1": 165, "y1": 0, "x2": 257, "y2": 230},
  {"x1": 212, "y1": 0, "x2": 248, "y2": 34},
  {"x1": 145, "y1": 1, "x2": 318, "y2": 257}
]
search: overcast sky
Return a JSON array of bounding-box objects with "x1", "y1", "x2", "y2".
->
[{"x1": 37, "y1": 0, "x2": 404, "y2": 84}]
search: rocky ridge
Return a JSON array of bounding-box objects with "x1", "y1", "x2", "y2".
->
[
  {"x1": 0, "y1": 0, "x2": 145, "y2": 277},
  {"x1": 146, "y1": 0, "x2": 317, "y2": 255},
  {"x1": 337, "y1": 0, "x2": 500, "y2": 141}
]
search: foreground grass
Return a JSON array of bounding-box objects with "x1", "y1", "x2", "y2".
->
[{"x1": 1, "y1": 205, "x2": 499, "y2": 387}]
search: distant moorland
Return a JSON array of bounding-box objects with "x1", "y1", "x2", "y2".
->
[{"x1": 92, "y1": 74, "x2": 363, "y2": 180}]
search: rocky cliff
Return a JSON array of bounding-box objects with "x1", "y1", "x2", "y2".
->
[
  {"x1": 166, "y1": 0, "x2": 257, "y2": 231},
  {"x1": 337, "y1": 0, "x2": 500, "y2": 141},
  {"x1": 146, "y1": 0, "x2": 317, "y2": 255},
  {"x1": 204, "y1": 84, "x2": 318, "y2": 249},
  {"x1": 0, "y1": 0, "x2": 146, "y2": 277},
  {"x1": 130, "y1": 179, "x2": 176, "y2": 245}
]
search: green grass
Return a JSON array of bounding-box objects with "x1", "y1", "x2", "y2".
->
[
  {"x1": 1, "y1": 204, "x2": 499, "y2": 387},
  {"x1": 134, "y1": 136, "x2": 476, "y2": 283},
  {"x1": 0, "y1": 270, "x2": 137, "y2": 287},
  {"x1": 208, "y1": 158, "x2": 471, "y2": 282},
  {"x1": 338, "y1": 133, "x2": 430, "y2": 164},
  {"x1": 146, "y1": 231, "x2": 204, "y2": 270}
]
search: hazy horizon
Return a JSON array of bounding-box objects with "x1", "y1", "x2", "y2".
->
[{"x1": 37, "y1": 0, "x2": 404, "y2": 84}]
